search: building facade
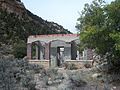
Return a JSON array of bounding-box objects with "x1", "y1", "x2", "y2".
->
[{"x1": 27, "y1": 34, "x2": 93, "y2": 67}]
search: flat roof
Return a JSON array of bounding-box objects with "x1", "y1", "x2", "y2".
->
[{"x1": 27, "y1": 34, "x2": 79, "y2": 43}]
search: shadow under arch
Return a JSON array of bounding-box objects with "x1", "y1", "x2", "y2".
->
[
  {"x1": 31, "y1": 40, "x2": 47, "y2": 60},
  {"x1": 31, "y1": 40, "x2": 47, "y2": 45},
  {"x1": 49, "y1": 39, "x2": 72, "y2": 67}
]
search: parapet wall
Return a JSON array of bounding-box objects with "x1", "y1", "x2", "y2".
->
[
  {"x1": 65, "y1": 60, "x2": 93, "y2": 69},
  {"x1": 27, "y1": 34, "x2": 79, "y2": 43},
  {"x1": 29, "y1": 60, "x2": 49, "y2": 69},
  {"x1": 28, "y1": 60, "x2": 93, "y2": 69}
]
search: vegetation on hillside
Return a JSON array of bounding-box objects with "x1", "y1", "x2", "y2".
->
[
  {"x1": 0, "y1": 54, "x2": 65, "y2": 90},
  {"x1": 76, "y1": 0, "x2": 120, "y2": 73},
  {"x1": 0, "y1": 55, "x2": 38, "y2": 90},
  {"x1": 0, "y1": 9, "x2": 71, "y2": 58}
]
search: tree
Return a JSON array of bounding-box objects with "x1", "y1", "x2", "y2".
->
[
  {"x1": 12, "y1": 40, "x2": 27, "y2": 58},
  {"x1": 76, "y1": 0, "x2": 120, "y2": 72},
  {"x1": 0, "y1": 9, "x2": 71, "y2": 58}
]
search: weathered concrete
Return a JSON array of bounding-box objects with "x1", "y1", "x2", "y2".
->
[
  {"x1": 29, "y1": 59, "x2": 93, "y2": 69},
  {"x1": 27, "y1": 43, "x2": 32, "y2": 59},
  {"x1": 27, "y1": 34, "x2": 93, "y2": 67},
  {"x1": 29, "y1": 60, "x2": 49, "y2": 69},
  {"x1": 65, "y1": 60, "x2": 93, "y2": 69},
  {"x1": 45, "y1": 43, "x2": 50, "y2": 60},
  {"x1": 35, "y1": 42, "x2": 40, "y2": 60},
  {"x1": 71, "y1": 41, "x2": 77, "y2": 60},
  {"x1": 27, "y1": 34, "x2": 79, "y2": 44}
]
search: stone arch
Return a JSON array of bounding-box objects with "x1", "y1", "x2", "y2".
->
[
  {"x1": 27, "y1": 40, "x2": 47, "y2": 60},
  {"x1": 50, "y1": 40, "x2": 71, "y2": 67},
  {"x1": 50, "y1": 40, "x2": 67, "y2": 47},
  {"x1": 72, "y1": 39, "x2": 80, "y2": 45}
]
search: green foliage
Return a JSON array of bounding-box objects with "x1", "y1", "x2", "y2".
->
[
  {"x1": 30, "y1": 64, "x2": 45, "y2": 74},
  {"x1": 12, "y1": 40, "x2": 26, "y2": 58},
  {"x1": 76, "y1": 0, "x2": 120, "y2": 72},
  {"x1": 0, "y1": 55, "x2": 45, "y2": 90},
  {"x1": 20, "y1": 73, "x2": 36, "y2": 90},
  {"x1": 0, "y1": 9, "x2": 71, "y2": 58}
]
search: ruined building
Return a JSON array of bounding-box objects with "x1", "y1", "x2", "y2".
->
[{"x1": 27, "y1": 34, "x2": 93, "y2": 67}]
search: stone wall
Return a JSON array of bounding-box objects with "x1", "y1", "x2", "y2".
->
[
  {"x1": 65, "y1": 60, "x2": 93, "y2": 69},
  {"x1": 29, "y1": 60, "x2": 49, "y2": 69},
  {"x1": 50, "y1": 41, "x2": 71, "y2": 60},
  {"x1": 28, "y1": 34, "x2": 79, "y2": 44},
  {"x1": 28, "y1": 59, "x2": 93, "y2": 69}
]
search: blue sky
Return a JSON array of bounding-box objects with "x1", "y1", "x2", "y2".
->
[{"x1": 21, "y1": 0, "x2": 113, "y2": 33}]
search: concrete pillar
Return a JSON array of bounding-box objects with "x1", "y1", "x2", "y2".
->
[
  {"x1": 35, "y1": 42, "x2": 40, "y2": 60},
  {"x1": 45, "y1": 43, "x2": 50, "y2": 60},
  {"x1": 27, "y1": 43, "x2": 32, "y2": 59},
  {"x1": 64, "y1": 47, "x2": 71, "y2": 60},
  {"x1": 40, "y1": 47, "x2": 43, "y2": 60},
  {"x1": 83, "y1": 49, "x2": 87, "y2": 60},
  {"x1": 35, "y1": 45, "x2": 40, "y2": 60},
  {"x1": 71, "y1": 41, "x2": 77, "y2": 60}
]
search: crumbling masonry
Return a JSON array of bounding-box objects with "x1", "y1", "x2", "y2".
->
[{"x1": 27, "y1": 34, "x2": 93, "y2": 67}]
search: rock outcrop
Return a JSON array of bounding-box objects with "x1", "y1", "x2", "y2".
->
[
  {"x1": 0, "y1": 0, "x2": 25, "y2": 16},
  {"x1": 0, "y1": 0, "x2": 71, "y2": 34}
]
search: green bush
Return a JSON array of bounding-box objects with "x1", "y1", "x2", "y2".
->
[
  {"x1": 41, "y1": 68, "x2": 64, "y2": 86},
  {"x1": 12, "y1": 40, "x2": 26, "y2": 58},
  {"x1": 0, "y1": 55, "x2": 38, "y2": 90},
  {"x1": 29, "y1": 64, "x2": 45, "y2": 74},
  {"x1": 0, "y1": 9, "x2": 71, "y2": 58},
  {"x1": 21, "y1": 73, "x2": 36, "y2": 90}
]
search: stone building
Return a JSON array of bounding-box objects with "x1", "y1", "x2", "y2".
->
[{"x1": 27, "y1": 34, "x2": 93, "y2": 67}]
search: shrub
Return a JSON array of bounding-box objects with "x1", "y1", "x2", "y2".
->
[
  {"x1": 84, "y1": 63, "x2": 92, "y2": 68},
  {"x1": 0, "y1": 55, "x2": 37, "y2": 90},
  {"x1": 20, "y1": 73, "x2": 36, "y2": 90},
  {"x1": 12, "y1": 40, "x2": 26, "y2": 58},
  {"x1": 29, "y1": 64, "x2": 44, "y2": 74},
  {"x1": 41, "y1": 68, "x2": 64, "y2": 86},
  {"x1": 64, "y1": 63, "x2": 78, "y2": 70},
  {"x1": 68, "y1": 71, "x2": 87, "y2": 87}
]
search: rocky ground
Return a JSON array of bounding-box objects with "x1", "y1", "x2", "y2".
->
[{"x1": 34, "y1": 67, "x2": 120, "y2": 90}]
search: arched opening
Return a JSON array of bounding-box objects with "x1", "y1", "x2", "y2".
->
[
  {"x1": 28, "y1": 41, "x2": 46, "y2": 60},
  {"x1": 50, "y1": 40, "x2": 68, "y2": 67}
]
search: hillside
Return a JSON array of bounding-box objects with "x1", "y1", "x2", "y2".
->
[{"x1": 0, "y1": 0, "x2": 71, "y2": 58}]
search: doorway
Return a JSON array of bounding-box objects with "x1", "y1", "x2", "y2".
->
[{"x1": 57, "y1": 47, "x2": 64, "y2": 66}]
